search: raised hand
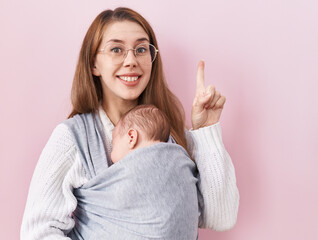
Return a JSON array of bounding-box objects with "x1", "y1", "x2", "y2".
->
[{"x1": 191, "y1": 61, "x2": 226, "y2": 130}]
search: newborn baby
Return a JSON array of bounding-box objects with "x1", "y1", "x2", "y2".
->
[
  {"x1": 69, "y1": 105, "x2": 199, "y2": 240},
  {"x1": 111, "y1": 104, "x2": 170, "y2": 163}
]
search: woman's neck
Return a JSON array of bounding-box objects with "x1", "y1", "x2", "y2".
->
[{"x1": 102, "y1": 98, "x2": 138, "y2": 126}]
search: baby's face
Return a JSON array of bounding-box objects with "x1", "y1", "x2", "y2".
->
[{"x1": 111, "y1": 125, "x2": 130, "y2": 163}]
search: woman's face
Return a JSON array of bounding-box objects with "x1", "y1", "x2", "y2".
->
[{"x1": 93, "y1": 21, "x2": 152, "y2": 104}]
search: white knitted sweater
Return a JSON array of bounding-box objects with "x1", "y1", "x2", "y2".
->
[{"x1": 20, "y1": 107, "x2": 239, "y2": 239}]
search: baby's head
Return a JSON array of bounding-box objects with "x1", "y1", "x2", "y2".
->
[{"x1": 111, "y1": 104, "x2": 170, "y2": 163}]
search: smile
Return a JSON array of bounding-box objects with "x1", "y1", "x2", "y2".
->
[{"x1": 118, "y1": 76, "x2": 140, "y2": 82}]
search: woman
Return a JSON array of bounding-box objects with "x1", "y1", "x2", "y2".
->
[{"x1": 21, "y1": 7, "x2": 239, "y2": 239}]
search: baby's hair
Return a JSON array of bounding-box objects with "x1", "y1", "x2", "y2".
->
[{"x1": 118, "y1": 104, "x2": 170, "y2": 142}]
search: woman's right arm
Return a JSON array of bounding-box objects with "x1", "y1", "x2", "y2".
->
[{"x1": 20, "y1": 124, "x2": 88, "y2": 240}]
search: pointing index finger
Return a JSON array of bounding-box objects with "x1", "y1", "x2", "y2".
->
[{"x1": 196, "y1": 60, "x2": 205, "y2": 94}]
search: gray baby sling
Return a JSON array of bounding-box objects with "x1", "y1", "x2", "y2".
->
[{"x1": 64, "y1": 113, "x2": 199, "y2": 240}]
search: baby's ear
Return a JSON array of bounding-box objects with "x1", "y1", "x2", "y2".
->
[{"x1": 127, "y1": 128, "x2": 138, "y2": 149}]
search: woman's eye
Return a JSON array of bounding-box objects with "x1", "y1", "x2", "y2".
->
[
  {"x1": 111, "y1": 47, "x2": 122, "y2": 54},
  {"x1": 136, "y1": 47, "x2": 147, "y2": 54}
]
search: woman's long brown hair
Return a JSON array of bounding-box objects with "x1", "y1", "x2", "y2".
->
[{"x1": 68, "y1": 7, "x2": 190, "y2": 157}]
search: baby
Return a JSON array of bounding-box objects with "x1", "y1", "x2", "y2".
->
[
  {"x1": 69, "y1": 104, "x2": 199, "y2": 239},
  {"x1": 111, "y1": 104, "x2": 170, "y2": 163}
]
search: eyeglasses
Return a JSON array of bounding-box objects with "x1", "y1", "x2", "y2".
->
[{"x1": 98, "y1": 43, "x2": 158, "y2": 64}]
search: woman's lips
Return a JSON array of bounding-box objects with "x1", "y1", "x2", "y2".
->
[{"x1": 117, "y1": 75, "x2": 141, "y2": 86}]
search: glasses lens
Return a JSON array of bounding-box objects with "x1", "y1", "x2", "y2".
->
[
  {"x1": 136, "y1": 44, "x2": 157, "y2": 63},
  {"x1": 104, "y1": 43, "x2": 125, "y2": 64}
]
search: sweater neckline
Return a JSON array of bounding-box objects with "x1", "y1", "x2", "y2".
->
[{"x1": 98, "y1": 106, "x2": 115, "y2": 132}]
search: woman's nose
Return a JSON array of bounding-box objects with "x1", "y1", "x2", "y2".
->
[{"x1": 123, "y1": 49, "x2": 138, "y2": 67}]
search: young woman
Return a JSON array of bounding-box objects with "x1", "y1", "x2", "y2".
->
[{"x1": 21, "y1": 7, "x2": 239, "y2": 239}]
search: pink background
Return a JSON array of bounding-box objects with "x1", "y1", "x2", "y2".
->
[{"x1": 1, "y1": 0, "x2": 318, "y2": 239}]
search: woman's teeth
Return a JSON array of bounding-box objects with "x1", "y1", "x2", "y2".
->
[{"x1": 119, "y1": 76, "x2": 139, "y2": 82}]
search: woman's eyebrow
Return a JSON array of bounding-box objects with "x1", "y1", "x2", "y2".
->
[
  {"x1": 106, "y1": 38, "x2": 149, "y2": 44},
  {"x1": 136, "y1": 37, "x2": 149, "y2": 43},
  {"x1": 106, "y1": 39, "x2": 124, "y2": 43}
]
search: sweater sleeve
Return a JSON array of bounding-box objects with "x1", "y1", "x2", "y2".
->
[
  {"x1": 20, "y1": 123, "x2": 88, "y2": 240},
  {"x1": 186, "y1": 122, "x2": 239, "y2": 231}
]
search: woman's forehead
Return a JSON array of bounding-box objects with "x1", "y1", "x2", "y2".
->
[{"x1": 102, "y1": 21, "x2": 149, "y2": 44}]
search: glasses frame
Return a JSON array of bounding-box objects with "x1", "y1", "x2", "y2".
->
[{"x1": 98, "y1": 42, "x2": 159, "y2": 63}]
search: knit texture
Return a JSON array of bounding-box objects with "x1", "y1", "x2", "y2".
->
[{"x1": 20, "y1": 107, "x2": 239, "y2": 239}]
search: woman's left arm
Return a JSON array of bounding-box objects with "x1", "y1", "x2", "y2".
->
[
  {"x1": 189, "y1": 61, "x2": 239, "y2": 230},
  {"x1": 186, "y1": 123, "x2": 239, "y2": 230}
]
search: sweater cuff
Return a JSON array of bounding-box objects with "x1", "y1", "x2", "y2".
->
[{"x1": 189, "y1": 122, "x2": 224, "y2": 154}]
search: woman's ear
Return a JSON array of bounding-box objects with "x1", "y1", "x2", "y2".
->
[
  {"x1": 91, "y1": 59, "x2": 101, "y2": 76},
  {"x1": 127, "y1": 128, "x2": 138, "y2": 149}
]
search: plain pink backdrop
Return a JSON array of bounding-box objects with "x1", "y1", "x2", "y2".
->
[{"x1": 1, "y1": 0, "x2": 318, "y2": 239}]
